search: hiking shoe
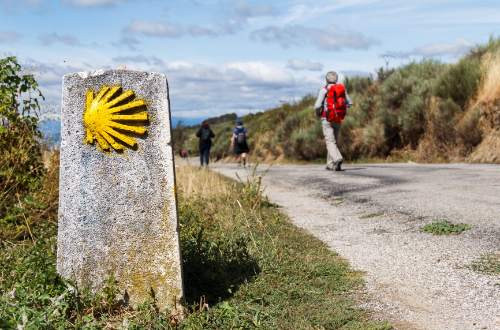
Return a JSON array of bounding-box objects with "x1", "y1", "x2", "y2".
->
[
  {"x1": 325, "y1": 166, "x2": 334, "y2": 171},
  {"x1": 335, "y1": 160, "x2": 343, "y2": 171}
]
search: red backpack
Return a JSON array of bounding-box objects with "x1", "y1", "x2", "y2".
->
[{"x1": 325, "y1": 83, "x2": 347, "y2": 123}]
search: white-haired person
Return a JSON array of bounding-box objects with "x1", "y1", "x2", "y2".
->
[{"x1": 314, "y1": 71, "x2": 352, "y2": 171}]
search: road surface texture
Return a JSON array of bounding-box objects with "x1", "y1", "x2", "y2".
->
[{"x1": 212, "y1": 162, "x2": 500, "y2": 330}]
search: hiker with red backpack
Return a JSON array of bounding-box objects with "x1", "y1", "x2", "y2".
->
[{"x1": 314, "y1": 71, "x2": 352, "y2": 171}]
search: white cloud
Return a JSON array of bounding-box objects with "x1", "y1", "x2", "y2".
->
[
  {"x1": 124, "y1": 20, "x2": 240, "y2": 39},
  {"x1": 381, "y1": 38, "x2": 474, "y2": 59},
  {"x1": 287, "y1": 59, "x2": 323, "y2": 71},
  {"x1": 112, "y1": 55, "x2": 164, "y2": 66},
  {"x1": 125, "y1": 20, "x2": 183, "y2": 38},
  {"x1": 225, "y1": 61, "x2": 293, "y2": 84},
  {"x1": 251, "y1": 25, "x2": 378, "y2": 51},
  {"x1": 39, "y1": 33, "x2": 81, "y2": 46},
  {"x1": 112, "y1": 36, "x2": 140, "y2": 51},
  {"x1": 0, "y1": 31, "x2": 22, "y2": 43},
  {"x1": 64, "y1": 0, "x2": 123, "y2": 7},
  {"x1": 123, "y1": 1, "x2": 277, "y2": 40},
  {"x1": 233, "y1": 1, "x2": 275, "y2": 19},
  {"x1": 20, "y1": 58, "x2": 92, "y2": 121},
  {"x1": 279, "y1": 0, "x2": 385, "y2": 24}
]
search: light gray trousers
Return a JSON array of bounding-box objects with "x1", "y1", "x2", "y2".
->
[{"x1": 321, "y1": 119, "x2": 343, "y2": 168}]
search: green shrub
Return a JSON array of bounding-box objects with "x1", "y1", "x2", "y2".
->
[
  {"x1": 429, "y1": 98, "x2": 461, "y2": 143},
  {"x1": 456, "y1": 106, "x2": 482, "y2": 153},
  {"x1": 435, "y1": 57, "x2": 482, "y2": 109},
  {"x1": 378, "y1": 60, "x2": 445, "y2": 149},
  {"x1": 361, "y1": 119, "x2": 387, "y2": 156},
  {"x1": 0, "y1": 56, "x2": 45, "y2": 223},
  {"x1": 286, "y1": 123, "x2": 325, "y2": 160},
  {"x1": 345, "y1": 76, "x2": 373, "y2": 95}
]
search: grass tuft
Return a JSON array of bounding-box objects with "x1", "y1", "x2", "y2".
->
[
  {"x1": 468, "y1": 253, "x2": 500, "y2": 275},
  {"x1": 359, "y1": 212, "x2": 384, "y2": 219},
  {"x1": 420, "y1": 220, "x2": 471, "y2": 235}
]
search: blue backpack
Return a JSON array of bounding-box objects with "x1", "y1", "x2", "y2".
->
[{"x1": 235, "y1": 127, "x2": 246, "y2": 144}]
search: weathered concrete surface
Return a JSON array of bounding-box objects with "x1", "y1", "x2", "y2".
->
[
  {"x1": 213, "y1": 163, "x2": 500, "y2": 330},
  {"x1": 57, "y1": 70, "x2": 183, "y2": 312}
]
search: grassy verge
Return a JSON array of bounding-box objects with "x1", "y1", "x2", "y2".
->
[
  {"x1": 420, "y1": 220, "x2": 471, "y2": 235},
  {"x1": 0, "y1": 158, "x2": 390, "y2": 329},
  {"x1": 178, "y1": 166, "x2": 390, "y2": 329}
]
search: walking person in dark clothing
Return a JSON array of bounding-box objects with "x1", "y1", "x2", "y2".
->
[
  {"x1": 196, "y1": 120, "x2": 215, "y2": 167},
  {"x1": 231, "y1": 119, "x2": 249, "y2": 167}
]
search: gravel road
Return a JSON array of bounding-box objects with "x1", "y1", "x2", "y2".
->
[{"x1": 211, "y1": 162, "x2": 500, "y2": 330}]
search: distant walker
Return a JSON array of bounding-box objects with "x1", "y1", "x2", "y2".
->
[
  {"x1": 231, "y1": 118, "x2": 249, "y2": 167},
  {"x1": 196, "y1": 120, "x2": 215, "y2": 167}
]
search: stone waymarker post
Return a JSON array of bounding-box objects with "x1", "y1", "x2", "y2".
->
[{"x1": 57, "y1": 70, "x2": 183, "y2": 313}]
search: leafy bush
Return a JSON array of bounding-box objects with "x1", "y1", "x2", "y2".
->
[
  {"x1": 287, "y1": 124, "x2": 325, "y2": 160},
  {"x1": 426, "y1": 97, "x2": 461, "y2": 143},
  {"x1": 435, "y1": 56, "x2": 482, "y2": 109},
  {"x1": 378, "y1": 60, "x2": 444, "y2": 148},
  {"x1": 345, "y1": 76, "x2": 373, "y2": 95},
  {"x1": 456, "y1": 106, "x2": 483, "y2": 152},
  {"x1": 0, "y1": 57, "x2": 45, "y2": 219}
]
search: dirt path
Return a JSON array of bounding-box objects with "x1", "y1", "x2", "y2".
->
[{"x1": 211, "y1": 162, "x2": 500, "y2": 330}]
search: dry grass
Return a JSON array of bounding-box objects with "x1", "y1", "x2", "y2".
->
[
  {"x1": 468, "y1": 131, "x2": 500, "y2": 163},
  {"x1": 176, "y1": 163, "x2": 233, "y2": 199},
  {"x1": 466, "y1": 49, "x2": 500, "y2": 163},
  {"x1": 477, "y1": 52, "x2": 500, "y2": 104}
]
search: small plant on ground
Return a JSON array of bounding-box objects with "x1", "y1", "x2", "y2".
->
[
  {"x1": 420, "y1": 220, "x2": 471, "y2": 235},
  {"x1": 468, "y1": 253, "x2": 500, "y2": 275},
  {"x1": 360, "y1": 212, "x2": 384, "y2": 219}
]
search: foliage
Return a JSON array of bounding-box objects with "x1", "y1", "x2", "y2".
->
[
  {"x1": 420, "y1": 220, "x2": 472, "y2": 235},
  {"x1": 0, "y1": 56, "x2": 45, "y2": 220},
  {"x1": 0, "y1": 161, "x2": 390, "y2": 329},
  {"x1": 434, "y1": 56, "x2": 482, "y2": 109},
  {"x1": 378, "y1": 60, "x2": 444, "y2": 148}
]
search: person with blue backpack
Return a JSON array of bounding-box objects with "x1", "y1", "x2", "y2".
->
[{"x1": 231, "y1": 119, "x2": 249, "y2": 167}]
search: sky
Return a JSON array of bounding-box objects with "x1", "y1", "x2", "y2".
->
[{"x1": 1, "y1": 0, "x2": 499, "y2": 123}]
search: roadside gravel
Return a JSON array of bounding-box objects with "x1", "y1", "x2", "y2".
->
[{"x1": 212, "y1": 163, "x2": 500, "y2": 330}]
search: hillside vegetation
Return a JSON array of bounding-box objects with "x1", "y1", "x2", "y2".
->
[{"x1": 175, "y1": 38, "x2": 500, "y2": 163}]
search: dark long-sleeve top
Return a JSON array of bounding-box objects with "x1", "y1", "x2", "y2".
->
[{"x1": 196, "y1": 127, "x2": 215, "y2": 148}]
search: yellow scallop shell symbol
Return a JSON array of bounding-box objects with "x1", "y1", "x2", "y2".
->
[{"x1": 83, "y1": 85, "x2": 148, "y2": 152}]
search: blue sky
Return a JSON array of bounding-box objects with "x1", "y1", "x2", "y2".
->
[{"x1": 1, "y1": 0, "x2": 499, "y2": 122}]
